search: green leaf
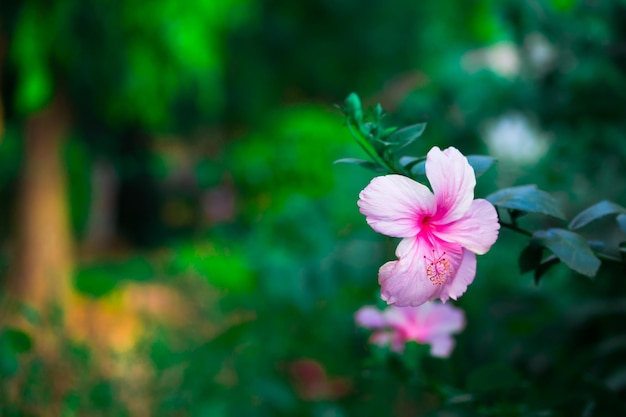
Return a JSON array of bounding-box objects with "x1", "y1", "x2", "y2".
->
[
  {"x1": 343, "y1": 93, "x2": 363, "y2": 125},
  {"x1": 379, "y1": 123, "x2": 426, "y2": 150},
  {"x1": 509, "y1": 209, "x2": 526, "y2": 222},
  {"x1": 534, "y1": 255, "x2": 560, "y2": 285},
  {"x1": 2, "y1": 328, "x2": 33, "y2": 353},
  {"x1": 373, "y1": 103, "x2": 385, "y2": 121},
  {"x1": 408, "y1": 154, "x2": 495, "y2": 178},
  {"x1": 398, "y1": 156, "x2": 425, "y2": 171},
  {"x1": 519, "y1": 243, "x2": 561, "y2": 285},
  {"x1": 333, "y1": 158, "x2": 384, "y2": 172},
  {"x1": 519, "y1": 243, "x2": 543, "y2": 274},
  {"x1": 617, "y1": 214, "x2": 626, "y2": 234},
  {"x1": 466, "y1": 155, "x2": 496, "y2": 177},
  {"x1": 533, "y1": 228, "x2": 601, "y2": 277},
  {"x1": 410, "y1": 160, "x2": 426, "y2": 176},
  {"x1": 569, "y1": 200, "x2": 626, "y2": 230},
  {"x1": 486, "y1": 185, "x2": 566, "y2": 220},
  {"x1": 588, "y1": 240, "x2": 606, "y2": 252}
]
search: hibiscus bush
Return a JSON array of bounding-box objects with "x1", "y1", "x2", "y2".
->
[{"x1": 339, "y1": 93, "x2": 626, "y2": 416}]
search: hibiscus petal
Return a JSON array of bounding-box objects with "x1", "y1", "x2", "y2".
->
[
  {"x1": 437, "y1": 249, "x2": 477, "y2": 302},
  {"x1": 395, "y1": 236, "x2": 417, "y2": 258},
  {"x1": 432, "y1": 199, "x2": 500, "y2": 255},
  {"x1": 358, "y1": 174, "x2": 435, "y2": 238},
  {"x1": 426, "y1": 147, "x2": 476, "y2": 223},
  {"x1": 380, "y1": 306, "x2": 422, "y2": 342},
  {"x1": 421, "y1": 302, "x2": 466, "y2": 337},
  {"x1": 379, "y1": 238, "x2": 463, "y2": 307},
  {"x1": 355, "y1": 306, "x2": 387, "y2": 329},
  {"x1": 381, "y1": 306, "x2": 412, "y2": 329},
  {"x1": 379, "y1": 260, "x2": 435, "y2": 307},
  {"x1": 384, "y1": 304, "x2": 432, "y2": 341},
  {"x1": 428, "y1": 335, "x2": 456, "y2": 358}
]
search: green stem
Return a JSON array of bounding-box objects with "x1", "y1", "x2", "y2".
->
[
  {"x1": 381, "y1": 149, "x2": 406, "y2": 176},
  {"x1": 499, "y1": 221, "x2": 532, "y2": 237},
  {"x1": 346, "y1": 122, "x2": 388, "y2": 170},
  {"x1": 595, "y1": 252, "x2": 622, "y2": 263}
]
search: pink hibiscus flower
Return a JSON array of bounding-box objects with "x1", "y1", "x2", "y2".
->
[
  {"x1": 354, "y1": 303, "x2": 465, "y2": 358},
  {"x1": 358, "y1": 146, "x2": 500, "y2": 306}
]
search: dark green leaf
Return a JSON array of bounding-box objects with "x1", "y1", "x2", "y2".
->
[
  {"x1": 519, "y1": 243, "x2": 543, "y2": 274},
  {"x1": 409, "y1": 154, "x2": 494, "y2": 178},
  {"x1": 359, "y1": 122, "x2": 377, "y2": 140},
  {"x1": 617, "y1": 214, "x2": 626, "y2": 234},
  {"x1": 410, "y1": 160, "x2": 426, "y2": 176},
  {"x1": 466, "y1": 155, "x2": 496, "y2": 177},
  {"x1": 382, "y1": 127, "x2": 398, "y2": 137},
  {"x1": 333, "y1": 158, "x2": 384, "y2": 172},
  {"x1": 373, "y1": 103, "x2": 384, "y2": 121},
  {"x1": 2, "y1": 328, "x2": 33, "y2": 353},
  {"x1": 533, "y1": 228, "x2": 601, "y2": 277},
  {"x1": 569, "y1": 200, "x2": 626, "y2": 230},
  {"x1": 380, "y1": 123, "x2": 426, "y2": 149},
  {"x1": 398, "y1": 156, "x2": 425, "y2": 171},
  {"x1": 588, "y1": 240, "x2": 605, "y2": 252},
  {"x1": 343, "y1": 93, "x2": 363, "y2": 124},
  {"x1": 486, "y1": 185, "x2": 566, "y2": 220},
  {"x1": 509, "y1": 209, "x2": 526, "y2": 222},
  {"x1": 534, "y1": 255, "x2": 560, "y2": 285}
]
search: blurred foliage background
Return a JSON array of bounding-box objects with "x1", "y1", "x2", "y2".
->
[{"x1": 1, "y1": 0, "x2": 626, "y2": 416}]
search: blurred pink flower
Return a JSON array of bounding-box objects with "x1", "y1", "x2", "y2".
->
[
  {"x1": 358, "y1": 146, "x2": 499, "y2": 306},
  {"x1": 355, "y1": 303, "x2": 465, "y2": 358}
]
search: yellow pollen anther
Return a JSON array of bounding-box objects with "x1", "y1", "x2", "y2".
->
[{"x1": 424, "y1": 250, "x2": 453, "y2": 285}]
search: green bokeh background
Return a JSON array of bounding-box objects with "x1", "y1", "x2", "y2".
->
[{"x1": 1, "y1": 0, "x2": 626, "y2": 415}]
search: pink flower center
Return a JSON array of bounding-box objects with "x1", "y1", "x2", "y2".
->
[{"x1": 424, "y1": 250, "x2": 453, "y2": 285}]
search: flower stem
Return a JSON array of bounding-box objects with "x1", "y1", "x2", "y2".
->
[
  {"x1": 595, "y1": 252, "x2": 623, "y2": 263},
  {"x1": 499, "y1": 221, "x2": 532, "y2": 237},
  {"x1": 346, "y1": 122, "x2": 390, "y2": 171}
]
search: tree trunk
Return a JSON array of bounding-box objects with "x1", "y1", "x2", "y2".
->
[{"x1": 8, "y1": 94, "x2": 73, "y2": 312}]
